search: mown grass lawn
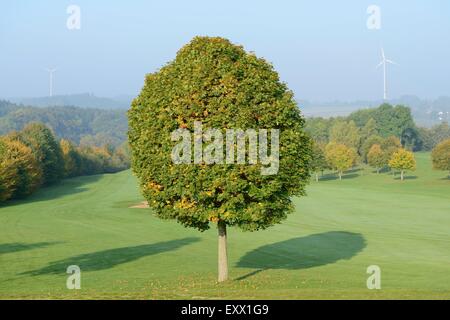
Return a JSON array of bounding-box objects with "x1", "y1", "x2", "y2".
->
[{"x1": 0, "y1": 152, "x2": 449, "y2": 299}]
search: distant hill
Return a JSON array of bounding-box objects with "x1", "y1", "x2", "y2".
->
[
  {"x1": 2, "y1": 93, "x2": 449, "y2": 148},
  {"x1": 7, "y1": 93, "x2": 133, "y2": 110},
  {"x1": 6, "y1": 93, "x2": 449, "y2": 127},
  {"x1": 0, "y1": 100, "x2": 127, "y2": 147}
]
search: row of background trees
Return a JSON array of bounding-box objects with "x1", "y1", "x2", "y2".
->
[
  {"x1": 0, "y1": 122, "x2": 130, "y2": 203},
  {"x1": 2, "y1": 99, "x2": 448, "y2": 155},
  {"x1": 306, "y1": 103, "x2": 450, "y2": 180},
  {"x1": 1, "y1": 101, "x2": 448, "y2": 203}
]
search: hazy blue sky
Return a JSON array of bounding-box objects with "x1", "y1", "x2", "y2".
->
[{"x1": 1, "y1": 1, "x2": 449, "y2": 101}]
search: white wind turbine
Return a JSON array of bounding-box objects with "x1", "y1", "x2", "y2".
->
[
  {"x1": 376, "y1": 47, "x2": 397, "y2": 100},
  {"x1": 45, "y1": 68, "x2": 57, "y2": 97}
]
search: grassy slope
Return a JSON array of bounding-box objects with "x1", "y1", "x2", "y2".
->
[{"x1": 0, "y1": 152, "x2": 449, "y2": 299}]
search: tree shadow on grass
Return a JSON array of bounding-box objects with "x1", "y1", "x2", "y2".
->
[
  {"x1": 319, "y1": 173, "x2": 359, "y2": 181},
  {"x1": 370, "y1": 167, "x2": 390, "y2": 174},
  {"x1": 393, "y1": 175, "x2": 418, "y2": 180},
  {"x1": 0, "y1": 242, "x2": 59, "y2": 255},
  {"x1": 235, "y1": 231, "x2": 366, "y2": 280},
  {"x1": 346, "y1": 168, "x2": 363, "y2": 174},
  {"x1": 378, "y1": 167, "x2": 391, "y2": 174},
  {"x1": 21, "y1": 237, "x2": 200, "y2": 276}
]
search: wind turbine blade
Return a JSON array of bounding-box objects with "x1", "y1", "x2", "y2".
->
[
  {"x1": 376, "y1": 61, "x2": 383, "y2": 69},
  {"x1": 386, "y1": 59, "x2": 398, "y2": 65},
  {"x1": 381, "y1": 47, "x2": 385, "y2": 59}
]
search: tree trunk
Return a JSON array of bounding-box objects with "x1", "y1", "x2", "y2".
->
[
  {"x1": 338, "y1": 171, "x2": 342, "y2": 180},
  {"x1": 217, "y1": 220, "x2": 228, "y2": 282},
  {"x1": 315, "y1": 173, "x2": 319, "y2": 182},
  {"x1": 377, "y1": 168, "x2": 380, "y2": 174},
  {"x1": 400, "y1": 170, "x2": 404, "y2": 181}
]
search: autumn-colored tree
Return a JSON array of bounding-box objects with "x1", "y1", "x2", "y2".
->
[
  {"x1": 128, "y1": 36, "x2": 311, "y2": 282},
  {"x1": 310, "y1": 141, "x2": 328, "y2": 182},
  {"x1": 7, "y1": 139, "x2": 42, "y2": 198},
  {"x1": 382, "y1": 136, "x2": 402, "y2": 163},
  {"x1": 360, "y1": 135, "x2": 384, "y2": 163},
  {"x1": 388, "y1": 148, "x2": 416, "y2": 181},
  {"x1": 17, "y1": 123, "x2": 64, "y2": 185},
  {"x1": 0, "y1": 137, "x2": 42, "y2": 200},
  {"x1": 109, "y1": 143, "x2": 131, "y2": 171},
  {"x1": 75, "y1": 144, "x2": 129, "y2": 176},
  {"x1": 0, "y1": 139, "x2": 17, "y2": 201},
  {"x1": 367, "y1": 144, "x2": 385, "y2": 173},
  {"x1": 115, "y1": 142, "x2": 131, "y2": 165},
  {"x1": 77, "y1": 146, "x2": 103, "y2": 175},
  {"x1": 431, "y1": 138, "x2": 450, "y2": 178},
  {"x1": 325, "y1": 143, "x2": 356, "y2": 180},
  {"x1": 60, "y1": 139, "x2": 82, "y2": 178},
  {"x1": 1, "y1": 124, "x2": 130, "y2": 203},
  {"x1": 0, "y1": 161, "x2": 16, "y2": 201},
  {"x1": 91, "y1": 145, "x2": 120, "y2": 173}
]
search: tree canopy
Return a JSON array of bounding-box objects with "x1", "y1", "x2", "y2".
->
[
  {"x1": 0, "y1": 137, "x2": 42, "y2": 200},
  {"x1": 129, "y1": 36, "x2": 311, "y2": 231},
  {"x1": 367, "y1": 144, "x2": 385, "y2": 173},
  {"x1": 388, "y1": 148, "x2": 416, "y2": 181},
  {"x1": 128, "y1": 36, "x2": 312, "y2": 281},
  {"x1": 325, "y1": 143, "x2": 356, "y2": 180},
  {"x1": 431, "y1": 139, "x2": 450, "y2": 178},
  {"x1": 15, "y1": 123, "x2": 64, "y2": 185},
  {"x1": 310, "y1": 142, "x2": 328, "y2": 181},
  {"x1": 329, "y1": 120, "x2": 361, "y2": 150}
]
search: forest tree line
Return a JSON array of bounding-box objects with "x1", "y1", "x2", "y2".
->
[
  {"x1": 305, "y1": 103, "x2": 450, "y2": 180},
  {"x1": 1, "y1": 101, "x2": 448, "y2": 202},
  {"x1": 0, "y1": 122, "x2": 130, "y2": 203}
]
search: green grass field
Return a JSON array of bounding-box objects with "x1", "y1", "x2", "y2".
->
[{"x1": 0, "y1": 152, "x2": 449, "y2": 299}]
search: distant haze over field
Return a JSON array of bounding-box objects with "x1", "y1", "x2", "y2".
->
[
  {"x1": 3, "y1": 93, "x2": 449, "y2": 127},
  {"x1": 7, "y1": 93, "x2": 133, "y2": 110},
  {"x1": 300, "y1": 95, "x2": 450, "y2": 127}
]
